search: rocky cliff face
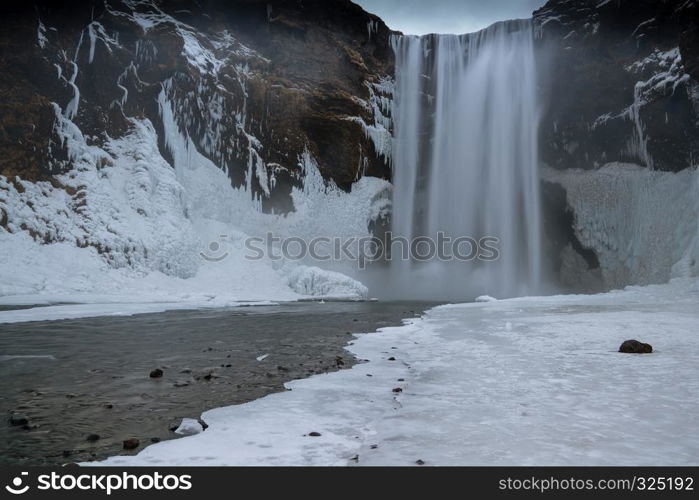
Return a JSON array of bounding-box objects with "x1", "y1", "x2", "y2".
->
[
  {"x1": 535, "y1": 0, "x2": 699, "y2": 290},
  {"x1": 1, "y1": 0, "x2": 697, "y2": 296},
  {"x1": 535, "y1": 0, "x2": 699, "y2": 173},
  {"x1": 0, "y1": 0, "x2": 394, "y2": 216}
]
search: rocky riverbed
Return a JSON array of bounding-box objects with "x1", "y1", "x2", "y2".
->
[{"x1": 0, "y1": 301, "x2": 436, "y2": 465}]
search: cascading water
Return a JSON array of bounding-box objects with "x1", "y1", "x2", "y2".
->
[{"x1": 386, "y1": 20, "x2": 542, "y2": 300}]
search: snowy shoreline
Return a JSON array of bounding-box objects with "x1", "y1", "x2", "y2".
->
[
  {"x1": 0, "y1": 297, "x2": 280, "y2": 324},
  {"x1": 92, "y1": 278, "x2": 699, "y2": 466}
]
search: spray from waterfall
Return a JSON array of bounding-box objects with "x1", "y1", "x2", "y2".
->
[{"x1": 382, "y1": 20, "x2": 542, "y2": 300}]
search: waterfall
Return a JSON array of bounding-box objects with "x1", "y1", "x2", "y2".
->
[{"x1": 388, "y1": 20, "x2": 542, "y2": 300}]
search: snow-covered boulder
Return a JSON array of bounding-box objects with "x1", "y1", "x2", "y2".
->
[
  {"x1": 174, "y1": 418, "x2": 206, "y2": 436},
  {"x1": 285, "y1": 266, "x2": 368, "y2": 300}
]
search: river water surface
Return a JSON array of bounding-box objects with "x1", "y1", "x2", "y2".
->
[{"x1": 0, "y1": 301, "x2": 437, "y2": 465}]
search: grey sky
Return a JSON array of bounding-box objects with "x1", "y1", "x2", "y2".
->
[{"x1": 354, "y1": 0, "x2": 548, "y2": 35}]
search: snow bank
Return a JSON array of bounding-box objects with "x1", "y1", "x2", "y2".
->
[
  {"x1": 94, "y1": 277, "x2": 699, "y2": 466},
  {"x1": 284, "y1": 266, "x2": 368, "y2": 299}
]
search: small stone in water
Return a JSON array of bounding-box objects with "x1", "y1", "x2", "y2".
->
[
  {"x1": 9, "y1": 415, "x2": 28, "y2": 426},
  {"x1": 123, "y1": 438, "x2": 140, "y2": 450}
]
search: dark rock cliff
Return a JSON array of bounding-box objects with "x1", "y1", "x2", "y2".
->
[
  {"x1": 535, "y1": 0, "x2": 699, "y2": 173},
  {"x1": 0, "y1": 0, "x2": 394, "y2": 214}
]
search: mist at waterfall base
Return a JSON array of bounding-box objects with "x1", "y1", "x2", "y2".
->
[{"x1": 365, "y1": 20, "x2": 544, "y2": 302}]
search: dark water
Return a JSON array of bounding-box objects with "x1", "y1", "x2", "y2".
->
[{"x1": 0, "y1": 301, "x2": 436, "y2": 465}]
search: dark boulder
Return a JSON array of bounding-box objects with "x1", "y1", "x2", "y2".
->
[
  {"x1": 619, "y1": 339, "x2": 653, "y2": 354},
  {"x1": 123, "y1": 438, "x2": 140, "y2": 450}
]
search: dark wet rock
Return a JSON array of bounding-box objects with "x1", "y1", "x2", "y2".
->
[
  {"x1": 308, "y1": 431, "x2": 322, "y2": 437},
  {"x1": 387, "y1": 357, "x2": 396, "y2": 361},
  {"x1": 277, "y1": 365, "x2": 289, "y2": 372},
  {"x1": 8, "y1": 415, "x2": 28, "y2": 426},
  {"x1": 197, "y1": 419, "x2": 209, "y2": 431},
  {"x1": 86, "y1": 434, "x2": 100, "y2": 442},
  {"x1": 149, "y1": 368, "x2": 164, "y2": 379},
  {"x1": 122, "y1": 438, "x2": 140, "y2": 450},
  {"x1": 397, "y1": 378, "x2": 405, "y2": 382},
  {"x1": 392, "y1": 387, "x2": 403, "y2": 393},
  {"x1": 62, "y1": 450, "x2": 72, "y2": 458},
  {"x1": 103, "y1": 403, "x2": 113, "y2": 409},
  {"x1": 619, "y1": 339, "x2": 653, "y2": 354},
  {"x1": 150, "y1": 437, "x2": 161, "y2": 443},
  {"x1": 415, "y1": 459, "x2": 425, "y2": 465},
  {"x1": 370, "y1": 444, "x2": 378, "y2": 449}
]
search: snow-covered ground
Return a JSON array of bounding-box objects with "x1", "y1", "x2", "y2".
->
[{"x1": 96, "y1": 277, "x2": 699, "y2": 466}]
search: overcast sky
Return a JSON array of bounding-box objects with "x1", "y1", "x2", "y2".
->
[{"x1": 354, "y1": 0, "x2": 548, "y2": 35}]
